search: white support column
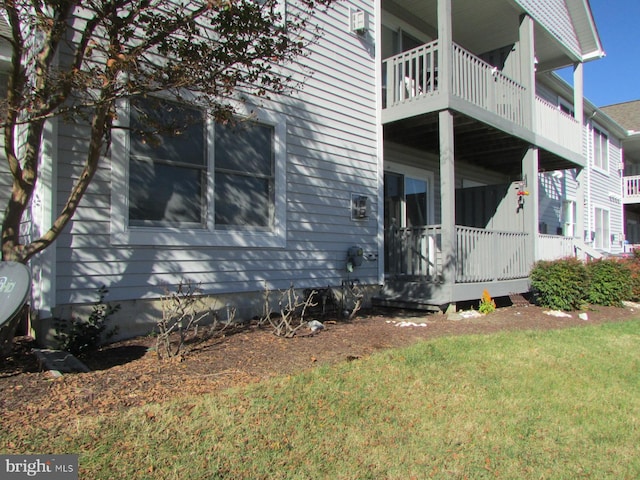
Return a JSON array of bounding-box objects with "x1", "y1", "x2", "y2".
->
[
  {"x1": 30, "y1": 117, "x2": 58, "y2": 322},
  {"x1": 437, "y1": 0, "x2": 452, "y2": 96},
  {"x1": 519, "y1": 14, "x2": 535, "y2": 128},
  {"x1": 573, "y1": 62, "x2": 586, "y2": 253},
  {"x1": 522, "y1": 147, "x2": 539, "y2": 264},
  {"x1": 573, "y1": 62, "x2": 584, "y2": 124},
  {"x1": 439, "y1": 110, "x2": 455, "y2": 300}
]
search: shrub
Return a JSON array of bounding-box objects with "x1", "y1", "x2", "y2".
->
[
  {"x1": 529, "y1": 258, "x2": 588, "y2": 311},
  {"x1": 620, "y1": 256, "x2": 640, "y2": 301},
  {"x1": 54, "y1": 286, "x2": 120, "y2": 356},
  {"x1": 586, "y1": 259, "x2": 632, "y2": 307}
]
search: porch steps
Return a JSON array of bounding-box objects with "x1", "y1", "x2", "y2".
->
[
  {"x1": 371, "y1": 296, "x2": 443, "y2": 312},
  {"x1": 508, "y1": 293, "x2": 531, "y2": 308}
]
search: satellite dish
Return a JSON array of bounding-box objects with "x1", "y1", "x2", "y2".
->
[{"x1": 0, "y1": 261, "x2": 31, "y2": 327}]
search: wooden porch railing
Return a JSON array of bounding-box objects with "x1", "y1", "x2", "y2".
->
[
  {"x1": 623, "y1": 175, "x2": 640, "y2": 204},
  {"x1": 451, "y1": 44, "x2": 527, "y2": 128},
  {"x1": 383, "y1": 40, "x2": 439, "y2": 108},
  {"x1": 385, "y1": 225, "x2": 443, "y2": 281},
  {"x1": 385, "y1": 225, "x2": 530, "y2": 283},
  {"x1": 534, "y1": 96, "x2": 581, "y2": 154},
  {"x1": 382, "y1": 41, "x2": 528, "y2": 128},
  {"x1": 537, "y1": 234, "x2": 577, "y2": 261},
  {"x1": 455, "y1": 226, "x2": 529, "y2": 282}
]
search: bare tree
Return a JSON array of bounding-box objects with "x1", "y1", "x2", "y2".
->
[{"x1": 0, "y1": 0, "x2": 333, "y2": 263}]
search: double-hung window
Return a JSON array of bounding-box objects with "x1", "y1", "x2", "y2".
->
[
  {"x1": 593, "y1": 126, "x2": 609, "y2": 172},
  {"x1": 111, "y1": 96, "x2": 285, "y2": 247}
]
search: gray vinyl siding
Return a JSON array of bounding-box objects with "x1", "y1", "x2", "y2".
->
[
  {"x1": 584, "y1": 122, "x2": 625, "y2": 253},
  {"x1": 53, "y1": 1, "x2": 379, "y2": 305},
  {"x1": 515, "y1": 0, "x2": 581, "y2": 57}
]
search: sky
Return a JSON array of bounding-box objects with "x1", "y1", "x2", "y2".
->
[{"x1": 558, "y1": 0, "x2": 640, "y2": 107}]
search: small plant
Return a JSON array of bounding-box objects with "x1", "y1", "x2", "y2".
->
[
  {"x1": 340, "y1": 281, "x2": 365, "y2": 320},
  {"x1": 54, "y1": 285, "x2": 120, "y2": 356},
  {"x1": 157, "y1": 279, "x2": 226, "y2": 360},
  {"x1": 530, "y1": 257, "x2": 588, "y2": 311},
  {"x1": 478, "y1": 289, "x2": 496, "y2": 314},
  {"x1": 261, "y1": 282, "x2": 318, "y2": 337}
]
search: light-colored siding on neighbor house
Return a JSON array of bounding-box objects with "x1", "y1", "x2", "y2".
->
[
  {"x1": 515, "y1": 0, "x2": 581, "y2": 57},
  {"x1": 583, "y1": 121, "x2": 624, "y2": 253},
  {"x1": 51, "y1": 1, "x2": 379, "y2": 309}
]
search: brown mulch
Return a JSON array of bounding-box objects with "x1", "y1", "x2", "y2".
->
[{"x1": 1, "y1": 301, "x2": 639, "y2": 448}]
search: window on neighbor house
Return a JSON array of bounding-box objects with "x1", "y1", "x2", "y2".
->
[
  {"x1": 113, "y1": 96, "x2": 284, "y2": 247},
  {"x1": 562, "y1": 200, "x2": 576, "y2": 237},
  {"x1": 594, "y1": 207, "x2": 610, "y2": 250},
  {"x1": 593, "y1": 126, "x2": 609, "y2": 172}
]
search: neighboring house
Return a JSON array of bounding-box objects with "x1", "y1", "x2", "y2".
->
[
  {"x1": 535, "y1": 73, "x2": 626, "y2": 259},
  {"x1": 601, "y1": 100, "x2": 640, "y2": 247},
  {"x1": 0, "y1": 0, "x2": 631, "y2": 342}
]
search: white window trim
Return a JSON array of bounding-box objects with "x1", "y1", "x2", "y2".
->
[
  {"x1": 110, "y1": 99, "x2": 287, "y2": 248},
  {"x1": 384, "y1": 162, "x2": 435, "y2": 225},
  {"x1": 592, "y1": 124, "x2": 609, "y2": 176},
  {"x1": 593, "y1": 205, "x2": 610, "y2": 251}
]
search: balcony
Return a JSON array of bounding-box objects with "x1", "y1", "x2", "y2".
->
[
  {"x1": 623, "y1": 175, "x2": 640, "y2": 204},
  {"x1": 382, "y1": 41, "x2": 583, "y2": 158}
]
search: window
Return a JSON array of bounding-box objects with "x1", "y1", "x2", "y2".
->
[
  {"x1": 111, "y1": 97, "x2": 286, "y2": 247},
  {"x1": 214, "y1": 121, "x2": 275, "y2": 229},
  {"x1": 593, "y1": 126, "x2": 609, "y2": 172},
  {"x1": 558, "y1": 98, "x2": 574, "y2": 117},
  {"x1": 562, "y1": 200, "x2": 576, "y2": 237},
  {"x1": 594, "y1": 207, "x2": 610, "y2": 250},
  {"x1": 129, "y1": 97, "x2": 207, "y2": 227}
]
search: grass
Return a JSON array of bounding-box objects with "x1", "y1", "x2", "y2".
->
[{"x1": 7, "y1": 320, "x2": 640, "y2": 479}]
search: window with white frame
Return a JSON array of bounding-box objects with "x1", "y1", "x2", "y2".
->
[
  {"x1": 593, "y1": 125, "x2": 609, "y2": 172},
  {"x1": 111, "y1": 96, "x2": 285, "y2": 247},
  {"x1": 562, "y1": 200, "x2": 576, "y2": 237},
  {"x1": 594, "y1": 206, "x2": 610, "y2": 250}
]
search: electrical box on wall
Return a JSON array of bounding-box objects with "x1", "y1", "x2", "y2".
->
[{"x1": 351, "y1": 194, "x2": 368, "y2": 220}]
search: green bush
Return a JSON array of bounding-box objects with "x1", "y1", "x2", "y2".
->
[
  {"x1": 530, "y1": 257, "x2": 588, "y2": 311},
  {"x1": 54, "y1": 286, "x2": 120, "y2": 356},
  {"x1": 586, "y1": 259, "x2": 632, "y2": 307}
]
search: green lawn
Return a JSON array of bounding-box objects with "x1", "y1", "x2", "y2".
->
[{"x1": 8, "y1": 319, "x2": 640, "y2": 479}]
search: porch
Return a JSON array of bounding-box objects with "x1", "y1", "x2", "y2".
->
[{"x1": 378, "y1": 226, "x2": 581, "y2": 308}]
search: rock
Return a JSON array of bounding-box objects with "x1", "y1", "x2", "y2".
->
[{"x1": 542, "y1": 310, "x2": 572, "y2": 318}]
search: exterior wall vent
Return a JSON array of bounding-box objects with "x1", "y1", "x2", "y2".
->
[{"x1": 350, "y1": 9, "x2": 368, "y2": 35}]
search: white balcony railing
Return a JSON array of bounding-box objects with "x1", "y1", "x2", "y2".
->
[
  {"x1": 451, "y1": 44, "x2": 527, "y2": 128},
  {"x1": 383, "y1": 40, "x2": 439, "y2": 108},
  {"x1": 623, "y1": 175, "x2": 640, "y2": 204},
  {"x1": 534, "y1": 96, "x2": 582, "y2": 154},
  {"x1": 382, "y1": 41, "x2": 528, "y2": 129},
  {"x1": 537, "y1": 234, "x2": 577, "y2": 261}
]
